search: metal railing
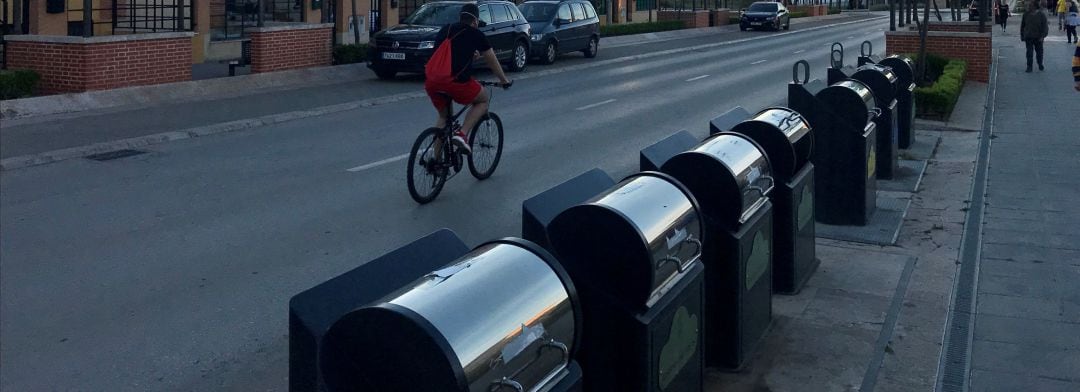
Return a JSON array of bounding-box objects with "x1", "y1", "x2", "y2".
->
[
  {"x1": 66, "y1": 0, "x2": 194, "y2": 37},
  {"x1": 210, "y1": 0, "x2": 305, "y2": 40}
]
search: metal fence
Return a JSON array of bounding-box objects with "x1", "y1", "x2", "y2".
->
[{"x1": 65, "y1": 0, "x2": 194, "y2": 37}]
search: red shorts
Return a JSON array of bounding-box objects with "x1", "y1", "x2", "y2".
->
[{"x1": 424, "y1": 77, "x2": 482, "y2": 112}]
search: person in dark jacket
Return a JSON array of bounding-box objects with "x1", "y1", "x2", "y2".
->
[
  {"x1": 996, "y1": 0, "x2": 1011, "y2": 31},
  {"x1": 1021, "y1": 0, "x2": 1050, "y2": 72}
]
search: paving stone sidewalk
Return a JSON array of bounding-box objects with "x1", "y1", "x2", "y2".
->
[{"x1": 965, "y1": 26, "x2": 1080, "y2": 392}]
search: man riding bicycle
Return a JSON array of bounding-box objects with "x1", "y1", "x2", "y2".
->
[{"x1": 424, "y1": 3, "x2": 512, "y2": 155}]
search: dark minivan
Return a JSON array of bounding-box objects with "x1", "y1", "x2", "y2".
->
[
  {"x1": 367, "y1": 0, "x2": 532, "y2": 80},
  {"x1": 518, "y1": 0, "x2": 600, "y2": 64}
]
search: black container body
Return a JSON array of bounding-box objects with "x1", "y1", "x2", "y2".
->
[
  {"x1": 870, "y1": 100, "x2": 900, "y2": 179},
  {"x1": 827, "y1": 66, "x2": 856, "y2": 85},
  {"x1": 789, "y1": 83, "x2": 877, "y2": 226},
  {"x1": 879, "y1": 56, "x2": 917, "y2": 149},
  {"x1": 701, "y1": 204, "x2": 775, "y2": 369},
  {"x1": 573, "y1": 262, "x2": 706, "y2": 392},
  {"x1": 771, "y1": 164, "x2": 819, "y2": 295},
  {"x1": 708, "y1": 106, "x2": 752, "y2": 135},
  {"x1": 288, "y1": 229, "x2": 469, "y2": 392},
  {"x1": 640, "y1": 131, "x2": 700, "y2": 172},
  {"x1": 522, "y1": 168, "x2": 616, "y2": 250}
]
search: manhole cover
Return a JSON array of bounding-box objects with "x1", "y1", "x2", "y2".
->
[{"x1": 85, "y1": 149, "x2": 148, "y2": 161}]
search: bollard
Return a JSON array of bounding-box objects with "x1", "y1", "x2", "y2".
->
[
  {"x1": 546, "y1": 172, "x2": 706, "y2": 392},
  {"x1": 851, "y1": 63, "x2": 900, "y2": 179},
  {"x1": 659, "y1": 133, "x2": 775, "y2": 370},
  {"x1": 319, "y1": 237, "x2": 584, "y2": 392},
  {"x1": 879, "y1": 55, "x2": 917, "y2": 149},
  {"x1": 727, "y1": 107, "x2": 819, "y2": 295}
]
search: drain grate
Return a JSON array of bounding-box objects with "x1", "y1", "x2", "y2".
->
[{"x1": 85, "y1": 149, "x2": 148, "y2": 161}]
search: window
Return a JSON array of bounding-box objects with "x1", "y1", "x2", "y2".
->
[
  {"x1": 571, "y1": 3, "x2": 585, "y2": 21},
  {"x1": 583, "y1": 2, "x2": 597, "y2": 19},
  {"x1": 491, "y1": 4, "x2": 511, "y2": 23},
  {"x1": 520, "y1": 3, "x2": 558, "y2": 22},
  {"x1": 558, "y1": 4, "x2": 572, "y2": 21},
  {"x1": 479, "y1": 5, "x2": 493, "y2": 24},
  {"x1": 748, "y1": 2, "x2": 779, "y2": 12}
]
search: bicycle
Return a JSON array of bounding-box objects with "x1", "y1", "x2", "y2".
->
[{"x1": 407, "y1": 80, "x2": 511, "y2": 204}]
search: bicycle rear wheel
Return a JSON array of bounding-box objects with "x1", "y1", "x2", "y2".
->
[
  {"x1": 407, "y1": 128, "x2": 448, "y2": 204},
  {"x1": 467, "y1": 112, "x2": 504, "y2": 180}
]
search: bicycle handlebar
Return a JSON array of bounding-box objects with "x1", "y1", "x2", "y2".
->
[{"x1": 479, "y1": 80, "x2": 513, "y2": 89}]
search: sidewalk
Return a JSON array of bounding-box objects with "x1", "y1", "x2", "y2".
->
[{"x1": 961, "y1": 26, "x2": 1080, "y2": 390}]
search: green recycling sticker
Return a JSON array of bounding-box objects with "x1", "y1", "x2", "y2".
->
[
  {"x1": 658, "y1": 306, "x2": 698, "y2": 390},
  {"x1": 798, "y1": 184, "x2": 814, "y2": 231},
  {"x1": 745, "y1": 230, "x2": 771, "y2": 289},
  {"x1": 867, "y1": 146, "x2": 877, "y2": 179}
]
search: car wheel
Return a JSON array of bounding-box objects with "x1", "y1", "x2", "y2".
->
[
  {"x1": 541, "y1": 41, "x2": 557, "y2": 64},
  {"x1": 582, "y1": 36, "x2": 598, "y2": 58},
  {"x1": 508, "y1": 41, "x2": 528, "y2": 72},
  {"x1": 374, "y1": 68, "x2": 396, "y2": 80},
  {"x1": 784, "y1": 20, "x2": 790, "y2": 30}
]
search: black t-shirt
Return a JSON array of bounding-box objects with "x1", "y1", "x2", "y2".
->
[{"x1": 434, "y1": 23, "x2": 493, "y2": 82}]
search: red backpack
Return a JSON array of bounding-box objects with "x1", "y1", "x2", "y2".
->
[{"x1": 425, "y1": 28, "x2": 466, "y2": 83}]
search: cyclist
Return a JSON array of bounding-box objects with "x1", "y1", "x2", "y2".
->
[{"x1": 424, "y1": 3, "x2": 512, "y2": 155}]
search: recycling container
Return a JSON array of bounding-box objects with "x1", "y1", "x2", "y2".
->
[
  {"x1": 851, "y1": 63, "x2": 900, "y2": 179},
  {"x1": 320, "y1": 238, "x2": 584, "y2": 392},
  {"x1": 879, "y1": 55, "x2": 916, "y2": 149},
  {"x1": 659, "y1": 133, "x2": 775, "y2": 370},
  {"x1": 726, "y1": 107, "x2": 819, "y2": 295},
  {"x1": 547, "y1": 172, "x2": 706, "y2": 392},
  {"x1": 810, "y1": 79, "x2": 879, "y2": 226},
  {"x1": 857, "y1": 40, "x2": 882, "y2": 66}
]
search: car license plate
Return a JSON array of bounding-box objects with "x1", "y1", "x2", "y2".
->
[
  {"x1": 382, "y1": 52, "x2": 405, "y2": 60},
  {"x1": 751, "y1": 22, "x2": 762, "y2": 25}
]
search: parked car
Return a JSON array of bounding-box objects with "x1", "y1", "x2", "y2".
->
[
  {"x1": 740, "y1": 1, "x2": 791, "y2": 31},
  {"x1": 518, "y1": 0, "x2": 600, "y2": 64},
  {"x1": 367, "y1": 0, "x2": 532, "y2": 80}
]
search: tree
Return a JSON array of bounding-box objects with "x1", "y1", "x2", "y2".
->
[
  {"x1": 914, "y1": 0, "x2": 932, "y2": 84},
  {"x1": 351, "y1": 0, "x2": 361, "y2": 44}
]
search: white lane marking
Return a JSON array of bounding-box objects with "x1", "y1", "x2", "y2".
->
[
  {"x1": 847, "y1": 36, "x2": 855, "y2": 39},
  {"x1": 751, "y1": 59, "x2": 767, "y2": 65},
  {"x1": 346, "y1": 153, "x2": 409, "y2": 172},
  {"x1": 576, "y1": 99, "x2": 616, "y2": 111},
  {"x1": 793, "y1": 49, "x2": 806, "y2": 54},
  {"x1": 685, "y1": 74, "x2": 710, "y2": 82}
]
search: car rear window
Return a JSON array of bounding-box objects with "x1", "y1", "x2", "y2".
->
[
  {"x1": 403, "y1": 3, "x2": 464, "y2": 26},
  {"x1": 571, "y1": 3, "x2": 585, "y2": 20},
  {"x1": 748, "y1": 2, "x2": 778, "y2": 12},
  {"x1": 558, "y1": 4, "x2": 572, "y2": 21},
  {"x1": 583, "y1": 2, "x2": 597, "y2": 18},
  {"x1": 491, "y1": 4, "x2": 511, "y2": 23},
  {"x1": 520, "y1": 3, "x2": 558, "y2": 22}
]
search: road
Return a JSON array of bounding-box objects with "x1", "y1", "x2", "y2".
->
[{"x1": 0, "y1": 16, "x2": 890, "y2": 391}]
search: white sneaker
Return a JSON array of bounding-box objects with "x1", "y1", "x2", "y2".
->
[{"x1": 452, "y1": 130, "x2": 471, "y2": 155}]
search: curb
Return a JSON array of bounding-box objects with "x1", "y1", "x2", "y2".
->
[{"x1": 0, "y1": 15, "x2": 887, "y2": 172}]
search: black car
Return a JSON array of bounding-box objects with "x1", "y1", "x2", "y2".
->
[
  {"x1": 740, "y1": 1, "x2": 791, "y2": 31},
  {"x1": 518, "y1": 0, "x2": 600, "y2": 64},
  {"x1": 367, "y1": 0, "x2": 532, "y2": 80}
]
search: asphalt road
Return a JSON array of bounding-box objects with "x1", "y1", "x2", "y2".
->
[{"x1": 0, "y1": 16, "x2": 890, "y2": 391}]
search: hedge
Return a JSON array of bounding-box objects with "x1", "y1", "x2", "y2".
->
[
  {"x1": 789, "y1": 11, "x2": 809, "y2": 18},
  {"x1": 600, "y1": 21, "x2": 685, "y2": 37},
  {"x1": 913, "y1": 58, "x2": 966, "y2": 120},
  {"x1": 0, "y1": 69, "x2": 41, "y2": 100},
  {"x1": 333, "y1": 44, "x2": 369, "y2": 65}
]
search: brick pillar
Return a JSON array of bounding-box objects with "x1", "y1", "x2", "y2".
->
[
  {"x1": 249, "y1": 23, "x2": 334, "y2": 73},
  {"x1": 885, "y1": 30, "x2": 992, "y2": 82}
]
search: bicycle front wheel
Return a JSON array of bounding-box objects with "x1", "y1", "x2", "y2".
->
[
  {"x1": 467, "y1": 112, "x2": 504, "y2": 180},
  {"x1": 407, "y1": 128, "x2": 448, "y2": 204}
]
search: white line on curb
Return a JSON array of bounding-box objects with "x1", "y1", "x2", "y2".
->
[
  {"x1": 685, "y1": 75, "x2": 710, "y2": 82},
  {"x1": 347, "y1": 153, "x2": 409, "y2": 172},
  {"x1": 751, "y1": 59, "x2": 767, "y2": 65},
  {"x1": 576, "y1": 99, "x2": 616, "y2": 111}
]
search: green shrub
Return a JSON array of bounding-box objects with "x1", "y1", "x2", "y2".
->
[
  {"x1": 913, "y1": 58, "x2": 966, "y2": 120},
  {"x1": 0, "y1": 69, "x2": 41, "y2": 100},
  {"x1": 828, "y1": 7, "x2": 841, "y2": 14},
  {"x1": 333, "y1": 44, "x2": 369, "y2": 65},
  {"x1": 905, "y1": 52, "x2": 950, "y2": 82},
  {"x1": 789, "y1": 11, "x2": 809, "y2": 18},
  {"x1": 600, "y1": 21, "x2": 685, "y2": 37},
  {"x1": 869, "y1": 4, "x2": 891, "y2": 11}
]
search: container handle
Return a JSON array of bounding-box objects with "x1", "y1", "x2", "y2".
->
[
  {"x1": 861, "y1": 40, "x2": 873, "y2": 57},
  {"x1": 542, "y1": 339, "x2": 570, "y2": 364},
  {"x1": 656, "y1": 235, "x2": 701, "y2": 273},
  {"x1": 744, "y1": 175, "x2": 776, "y2": 199},
  {"x1": 792, "y1": 60, "x2": 810, "y2": 84},
  {"x1": 489, "y1": 377, "x2": 524, "y2": 392},
  {"x1": 830, "y1": 42, "x2": 844, "y2": 68},
  {"x1": 870, "y1": 107, "x2": 882, "y2": 118}
]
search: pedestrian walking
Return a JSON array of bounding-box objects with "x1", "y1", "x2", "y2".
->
[
  {"x1": 1021, "y1": 0, "x2": 1050, "y2": 72},
  {"x1": 1058, "y1": 0, "x2": 1069, "y2": 28},
  {"x1": 1067, "y1": 1, "x2": 1079, "y2": 42},
  {"x1": 1073, "y1": 41, "x2": 1080, "y2": 91},
  {"x1": 997, "y1": 0, "x2": 1012, "y2": 31}
]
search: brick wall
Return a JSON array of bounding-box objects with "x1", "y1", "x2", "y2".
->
[
  {"x1": 885, "y1": 30, "x2": 992, "y2": 82},
  {"x1": 249, "y1": 23, "x2": 333, "y2": 74},
  {"x1": 657, "y1": 10, "x2": 710, "y2": 28},
  {"x1": 790, "y1": 4, "x2": 828, "y2": 16},
  {"x1": 910, "y1": 21, "x2": 984, "y2": 32},
  {"x1": 5, "y1": 33, "x2": 194, "y2": 94},
  {"x1": 711, "y1": 9, "x2": 733, "y2": 26}
]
